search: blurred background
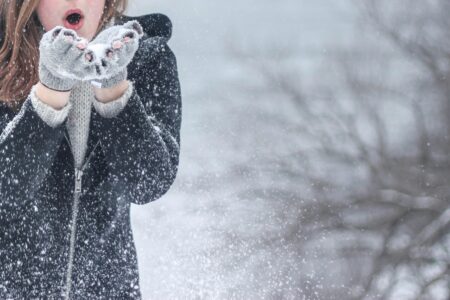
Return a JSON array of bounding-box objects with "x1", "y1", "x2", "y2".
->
[{"x1": 127, "y1": 1, "x2": 450, "y2": 299}]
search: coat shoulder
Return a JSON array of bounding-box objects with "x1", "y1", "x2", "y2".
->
[{"x1": 115, "y1": 13, "x2": 173, "y2": 40}]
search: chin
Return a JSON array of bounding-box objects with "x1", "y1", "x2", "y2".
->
[{"x1": 77, "y1": 31, "x2": 91, "y2": 41}]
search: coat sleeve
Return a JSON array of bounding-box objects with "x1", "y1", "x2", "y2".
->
[
  {"x1": 92, "y1": 38, "x2": 182, "y2": 205},
  {"x1": 0, "y1": 96, "x2": 67, "y2": 204}
]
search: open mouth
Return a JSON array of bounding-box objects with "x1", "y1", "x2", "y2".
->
[
  {"x1": 64, "y1": 9, "x2": 84, "y2": 30},
  {"x1": 66, "y1": 13, "x2": 82, "y2": 25}
]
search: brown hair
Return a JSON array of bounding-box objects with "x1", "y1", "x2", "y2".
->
[{"x1": 0, "y1": 0, "x2": 128, "y2": 112}]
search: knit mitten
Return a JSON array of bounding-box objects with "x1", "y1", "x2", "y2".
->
[
  {"x1": 38, "y1": 26, "x2": 91, "y2": 91},
  {"x1": 84, "y1": 20, "x2": 144, "y2": 88}
]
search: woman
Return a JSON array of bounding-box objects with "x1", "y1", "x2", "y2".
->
[{"x1": 0, "y1": 0, "x2": 182, "y2": 298}]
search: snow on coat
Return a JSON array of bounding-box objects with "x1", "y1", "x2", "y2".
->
[{"x1": 0, "y1": 13, "x2": 182, "y2": 299}]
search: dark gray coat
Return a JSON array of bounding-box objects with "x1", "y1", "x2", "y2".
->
[{"x1": 0, "y1": 13, "x2": 181, "y2": 299}]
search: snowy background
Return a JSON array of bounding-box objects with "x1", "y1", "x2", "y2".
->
[{"x1": 126, "y1": 1, "x2": 450, "y2": 299}]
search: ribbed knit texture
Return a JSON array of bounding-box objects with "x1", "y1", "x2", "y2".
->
[
  {"x1": 30, "y1": 84, "x2": 73, "y2": 128},
  {"x1": 92, "y1": 81, "x2": 133, "y2": 118},
  {"x1": 66, "y1": 81, "x2": 92, "y2": 169},
  {"x1": 30, "y1": 81, "x2": 132, "y2": 169}
]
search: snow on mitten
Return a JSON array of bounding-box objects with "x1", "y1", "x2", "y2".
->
[
  {"x1": 84, "y1": 20, "x2": 144, "y2": 89},
  {"x1": 38, "y1": 26, "x2": 90, "y2": 91}
]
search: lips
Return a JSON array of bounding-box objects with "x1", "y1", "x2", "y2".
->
[{"x1": 63, "y1": 9, "x2": 84, "y2": 30}]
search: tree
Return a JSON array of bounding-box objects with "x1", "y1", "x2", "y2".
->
[{"x1": 227, "y1": 1, "x2": 450, "y2": 299}]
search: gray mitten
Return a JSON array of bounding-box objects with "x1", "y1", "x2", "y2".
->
[
  {"x1": 38, "y1": 26, "x2": 92, "y2": 91},
  {"x1": 84, "y1": 20, "x2": 144, "y2": 88}
]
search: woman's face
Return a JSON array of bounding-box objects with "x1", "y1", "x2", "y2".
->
[{"x1": 37, "y1": 0, "x2": 106, "y2": 41}]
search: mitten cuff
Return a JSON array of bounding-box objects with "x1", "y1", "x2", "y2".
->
[
  {"x1": 30, "y1": 84, "x2": 73, "y2": 128},
  {"x1": 92, "y1": 80, "x2": 133, "y2": 118},
  {"x1": 39, "y1": 64, "x2": 75, "y2": 92},
  {"x1": 97, "y1": 69, "x2": 128, "y2": 89}
]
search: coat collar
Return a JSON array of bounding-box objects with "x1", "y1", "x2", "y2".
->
[{"x1": 114, "y1": 13, "x2": 172, "y2": 41}]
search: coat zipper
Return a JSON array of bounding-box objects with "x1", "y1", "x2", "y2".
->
[{"x1": 63, "y1": 131, "x2": 100, "y2": 299}]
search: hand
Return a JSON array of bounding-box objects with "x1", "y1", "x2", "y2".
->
[
  {"x1": 38, "y1": 26, "x2": 91, "y2": 91},
  {"x1": 84, "y1": 20, "x2": 144, "y2": 88}
]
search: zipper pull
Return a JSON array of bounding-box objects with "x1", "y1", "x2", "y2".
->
[{"x1": 75, "y1": 168, "x2": 83, "y2": 194}]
